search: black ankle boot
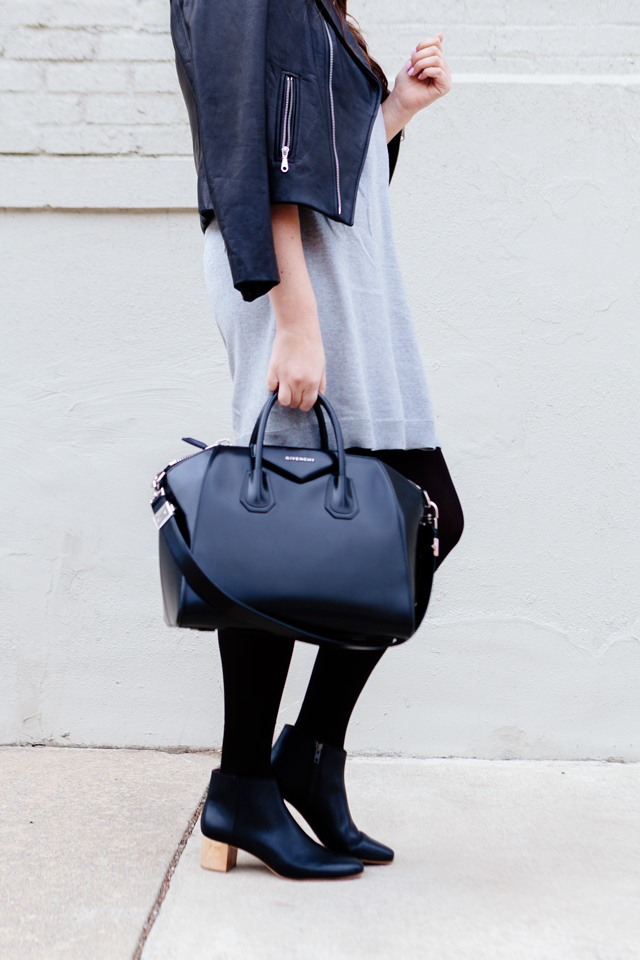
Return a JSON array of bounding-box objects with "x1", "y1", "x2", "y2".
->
[
  {"x1": 272, "y1": 724, "x2": 394, "y2": 865},
  {"x1": 200, "y1": 769, "x2": 363, "y2": 881}
]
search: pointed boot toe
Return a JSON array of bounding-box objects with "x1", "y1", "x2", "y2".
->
[
  {"x1": 348, "y1": 831, "x2": 394, "y2": 865},
  {"x1": 272, "y1": 724, "x2": 394, "y2": 865},
  {"x1": 200, "y1": 769, "x2": 363, "y2": 881}
]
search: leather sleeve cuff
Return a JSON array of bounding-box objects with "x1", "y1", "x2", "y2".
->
[
  {"x1": 235, "y1": 277, "x2": 280, "y2": 303},
  {"x1": 387, "y1": 129, "x2": 402, "y2": 183}
]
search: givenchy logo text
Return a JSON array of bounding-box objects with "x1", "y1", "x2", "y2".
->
[{"x1": 285, "y1": 456, "x2": 316, "y2": 462}]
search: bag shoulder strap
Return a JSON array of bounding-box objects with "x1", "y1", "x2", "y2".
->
[{"x1": 153, "y1": 492, "x2": 400, "y2": 651}]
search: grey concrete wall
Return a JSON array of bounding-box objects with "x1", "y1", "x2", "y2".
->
[{"x1": 1, "y1": 1, "x2": 639, "y2": 758}]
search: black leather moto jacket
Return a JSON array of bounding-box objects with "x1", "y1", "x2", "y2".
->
[{"x1": 170, "y1": 0, "x2": 401, "y2": 301}]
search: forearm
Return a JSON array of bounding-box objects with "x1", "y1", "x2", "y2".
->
[
  {"x1": 269, "y1": 204, "x2": 318, "y2": 328},
  {"x1": 267, "y1": 204, "x2": 326, "y2": 410}
]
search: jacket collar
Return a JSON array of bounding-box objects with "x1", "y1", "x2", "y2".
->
[{"x1": 315, "y1": 0, "x2": 380, "y2": 89}]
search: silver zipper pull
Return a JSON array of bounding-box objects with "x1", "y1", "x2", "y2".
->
[
  {"x1": 314, "y1": 741, "x2": 323, "y2": 764},
  {"x1": 280, "y1": 146, "x2": 290, "y2": 173}
]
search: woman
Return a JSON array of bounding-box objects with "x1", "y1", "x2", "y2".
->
[{"x1": 171, "y1": 0, "x2": 463, "y2": 881}]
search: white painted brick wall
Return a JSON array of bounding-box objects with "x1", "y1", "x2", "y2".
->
[
  {"x1": 0, "y1": 0, "x2": 187, "y2": 156},
  {"x1": 1, "y1": 0, "x2": 639, "y2": 158},
  {"x1": 2, "y1": 0, "x2": 640, "y2": 755}
]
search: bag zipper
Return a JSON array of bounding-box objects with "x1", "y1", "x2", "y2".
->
[
  {"x1": 414, "y1": 483, "x2": 440, "y2": 558},
  {"x1": 323, "y1": 19, "x2": 342, "y2": 216},
  {"x1": 151, "y1": 439, "x2": 231, "y2": 498},
  {"x1": 280, "y1": 75, "x2": 296, "y2": 173}
]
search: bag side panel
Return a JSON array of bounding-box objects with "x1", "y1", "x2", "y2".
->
[
  {"x1": 377, "y1": 461, "x2": 424, "y2": 601},
  {"x1": 158, "y1": 531, "x2": 184, "y2": 627},
  {"x1": 163, "y1": 448, "x2": 221, "y2": 627}
]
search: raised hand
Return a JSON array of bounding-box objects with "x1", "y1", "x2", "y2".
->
[{"x1": 382, "y1": 34, "x2": 452, "y2": 142}]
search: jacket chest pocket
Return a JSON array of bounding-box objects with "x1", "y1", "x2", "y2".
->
[{"x1": 275, "y1": 73, "x2": 299, "y2": 172}]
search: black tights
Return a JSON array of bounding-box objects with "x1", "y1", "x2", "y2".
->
[{"x1": 218, "y1": 448, "x2": 464, "y2": 778}]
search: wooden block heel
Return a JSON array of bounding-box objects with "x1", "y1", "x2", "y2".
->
[{"x1": 201, "y1": 837, "x2": 238, "y2": 873}]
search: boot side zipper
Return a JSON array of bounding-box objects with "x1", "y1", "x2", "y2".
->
[
  {"x1": 309, "y1": 741, "x2": 324, "y2": 804},
  {"x1": 323, "y1": 20, "x2": 342, "y2": 215}
]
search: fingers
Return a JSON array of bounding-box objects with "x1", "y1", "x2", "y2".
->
[
  {"x1": 408, "y1": 50, "x2": 446, "y2": 78},
  {"x1": 272, "y1": 377, "x2": 324, "y2": 411},
  {"x1": 277, "y1": 381, "x2": 292, "y2": 408},
  {"x1": 417, "y1": 66, "x2": 448, "y2": 84},
  {"x1": 416, "y1": 34, "x2": 443, "y2": 53},
  {"x1": 283, "y1": 379, "x2": 302, "y2": 408},
  {"x1": 275, "y1": 377, "x2": 316, "y2": 410},
  {"x1": 410, "y1": 57, "x2": 444, "y2": 80},
  {"x1": 411, "y1": 43, "x2": 442, "y2": 65},
  {"x1": 407, "y1": 34, "x2": 448, "y2": 79},
  {"x1": 266, "y1": 367, "x2": 279, "y2": 394},
  {"x1": 299, "y1": 385, "x2": 319, "y2": 413}
]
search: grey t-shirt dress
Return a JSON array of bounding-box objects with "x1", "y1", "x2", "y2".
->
[{"x1": 203, "y1": 107, "x2": 438, "y2": 451}]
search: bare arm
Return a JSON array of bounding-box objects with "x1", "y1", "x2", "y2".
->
[
  {"x1": 382, "y1": 33, "x2": 452, "y2": 143},
  {"x1": 267, "y1": 204, "x2": 326, "y2": 411},
  {"x1": 266, "y1": 36, "x2": 450, "y2": 407}
]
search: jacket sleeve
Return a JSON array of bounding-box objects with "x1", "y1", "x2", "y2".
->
[
  {"x1": 380, "y1": 89, "x2": 402, "y2": 183},
  {"x1": 176, "y1": 0, "x2": 279, "y2": 302},
  {"x1": 387, "y1": 130, "x2": 402, "y2": 183}
]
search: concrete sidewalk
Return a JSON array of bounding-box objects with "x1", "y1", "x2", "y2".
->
[
  {"x1": 1, "y1": 749, "x2": 639, "y2": 960},
  {"x1": 143, "y1": 758, "x2": 640, "y2": 960},
  {"x1": 0, "y1": 746, "x2": 216, "y2": 960}
]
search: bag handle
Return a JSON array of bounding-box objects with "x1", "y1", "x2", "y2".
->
[
  {"x1": 153, "y1": 485, "x2": 399, "y2": 651},
  {"x1": 249, "y1": 397, "x2": 330, "y2": 450},
  {"x1": 244, "y1": 392, "x2": 358, "y2": 518}
]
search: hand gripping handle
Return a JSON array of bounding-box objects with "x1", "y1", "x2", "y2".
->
[
  {"x1": 243, "y1": 392, "x2": 358, "y2": 519},
  {"x1": 248, "y1": 398, "x2": 329, "y2": 450}
]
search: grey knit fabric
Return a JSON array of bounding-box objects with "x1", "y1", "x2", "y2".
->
[{"x1": 203, "y1": 107, "x2": 438, "y2": 451}]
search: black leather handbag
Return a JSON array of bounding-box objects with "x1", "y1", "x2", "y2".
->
[{"x1": 151, "y1": 393, "x2": 439, "y2": 651}]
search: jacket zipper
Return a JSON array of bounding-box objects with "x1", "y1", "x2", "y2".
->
[
  {"x1": 323, "y1": 20, "x2": 342, "y2": 216},
  {"x1": 280, "y1": 75, "x2": 296, "y2": 173}
]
